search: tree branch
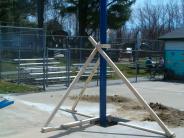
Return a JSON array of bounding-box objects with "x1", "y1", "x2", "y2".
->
[{"x1": 107, "y1": 0, "x2": 117, "y2": 7}]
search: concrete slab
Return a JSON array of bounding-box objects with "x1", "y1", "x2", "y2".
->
[
  {"x1": 4, "y1": 123, "x2": 167, "y2": 138},
  {"x1": 0, "y1": 81, "x2": 184, "y2": 138}
]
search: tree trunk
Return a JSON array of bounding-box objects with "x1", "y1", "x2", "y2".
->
[
  {"x1": 78, "y1": 0, "x2": 87, "y2": 36},
  {"x1": 37, "y1": 0, "x2": 44, "y2": 28}
]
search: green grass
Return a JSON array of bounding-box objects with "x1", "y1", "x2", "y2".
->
[
  {"x1": 111, "y1": 63, "x2": 149, "y2": 79},
  {"x1": 0, "y1": 61, "x2": 17, "y2": 72},
  {"x1": 0, "y1": 81, "x2": 42, "y2": 94}
]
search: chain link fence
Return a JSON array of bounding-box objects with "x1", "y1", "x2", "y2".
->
[
  {"x1": 0, "y1": 26, "x2": 45, "y2": 87},
  {"x1": 0, "y1": 26, "x2": 165, "y2": 90}
]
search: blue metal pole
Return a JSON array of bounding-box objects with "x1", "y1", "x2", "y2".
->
[{"x1": 100, "y1": 0, "x2": 107, "y2": 126}]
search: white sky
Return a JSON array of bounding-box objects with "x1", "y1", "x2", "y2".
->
[
  {"x1": 132, "y1": 0, "x2": 180, "y2": 9},
  {"x1": 125, "y1": 0, "x2": 181, "y2": 28}
]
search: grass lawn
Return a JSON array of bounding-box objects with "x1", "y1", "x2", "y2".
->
[
  {"x1": 0, "y1": 81, "x2": 42, "y2": 94},
  {"x1": 0, "y1": 61, "x2": 17, "y2": 72},
  {"x1": 111, "y1": 63, "x2": 149, "y2": 79}
]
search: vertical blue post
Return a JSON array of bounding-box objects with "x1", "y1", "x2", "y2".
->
[{"x1": 100, "y1": 0, "x2": 107, "y2": 126}]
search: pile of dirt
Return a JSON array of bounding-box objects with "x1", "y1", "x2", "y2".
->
[
  {"x1": 143, "y1": 102, "x2": 184, "y2": 127},
  {"x1": 118, "y1": 101, "x2": 143, "y2": 110},
  {"x1": 70, "y1": 95, "x2": 184, "y2": 127},
  {"x1": 149, "y1": 102, "x2": 168, "y2": 110},
  {"x1": 71, "y1": 94, "x2": 143, "y2": 111},
  {"x1": 70, "y1": 95, "x2": 131, "y2": 103}
]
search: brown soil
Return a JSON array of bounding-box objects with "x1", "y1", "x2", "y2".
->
[
  {"x1": 143, "y1": 103, "x2": 184, "y2": 127},
  {"x1": 70, "y1": 95, "x2": 184, "y2": 127},
  {"x1": 70, "y1": 95, "x2": 131, "y2": 103}
]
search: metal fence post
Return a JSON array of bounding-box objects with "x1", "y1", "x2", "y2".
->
[
  {"x1": 135, "y1": 31, "x2": 142, "y2": 82},
  {"x1": 67, "y1": 47, "x2": 71, "y2": 87},
  {"x1": 0, "y1": 28, "x2": 1, "y2": 80},
  {"x1": 135, "y1": 48, "x2": 138, "y2": 83},
  {"x1": 0, "y1": 46, "x2": 1, "y2": 80},
  {"x1": 43, "y1": 48, "x2": 46, "y2": 91},
  {"x1": 17, "y1": 32, "x2": 21, "y2": 85},
  {"x1": 69, "y1": 37, "x2": 71, "y2": 87},
  {"x1": 46, "y1": 47, "x2": 48, "y2": 87},
  {"x1": 65, "y1": 48, "x2": 68, "y2": 87},
  {"x1": 65, "y1": 37, "x2": 71, "y2": 87},
  {"x1": 64, "y1": 38, "x2": 66, "y2": 87},
  {"x1": 64, "y1": 37, "x2": 69, "y2": 87},
  {"x1": 42, "y1": 30, "x2": 46, "y2": 91},
  {"x1": 79, "y1": 37, "x2": 82, "y2": 63}
]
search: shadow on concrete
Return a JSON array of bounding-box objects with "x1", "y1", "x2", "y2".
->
[
  {"x1": 47, "y1": 123, "x2": 166, "y2": 138},
  {"x1": 80, "y1": 130, "x2": 166, "y2": 138},
  {"x1": 48, "y1": 124, "x2": 93, "y2": 138}
]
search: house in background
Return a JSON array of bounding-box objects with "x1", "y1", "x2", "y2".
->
[{"x1": 159, "y1": 28, "x2": 184, "y2": 80}]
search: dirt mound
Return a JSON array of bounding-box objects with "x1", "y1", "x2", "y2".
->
[
  {"x1": 143, "y1": 103, "x2": 184, "y2": 127},
  {"x1": 70, "y1": 95, "x2": 131, "y2": 103},
  {"x1": 149, "y1": 102, "x2": 168, "y2": 110},
  {"x1": 70, "y1": 95, "x2": 143, "y2": 111},
  {"x1": 70, "y1": 95, "x2": 184, "y2": 127}
]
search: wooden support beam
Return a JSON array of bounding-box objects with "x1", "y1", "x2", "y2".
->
[
  {"x1": 88, "y1": 36, "x2": 175, "y2": 138},
  {"x1": 43, "y1": 48, "x2": 98, "y2": 127},
  {"x1": 59, "y1": 108, "x2": 94, "y2": 118},
  {"x1": 101, "y1": 44, "x2": 111, "y2": 49},
  {"x1": 118, "y1": 122, "x2": 166, "y2": 136},
  {"x1": 42, "y1": 117, "x2": 100, "y2": 133},
  {"x1": 42, "y1": 36, "x2": 175, "y2": 138},
  {"x1": 71, "y1": 59, "x2": 100, "y2": 111}
]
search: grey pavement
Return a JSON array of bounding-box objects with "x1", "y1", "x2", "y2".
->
[{"x1": 0, "y1": 80, "x2": 184, "y2": 138}]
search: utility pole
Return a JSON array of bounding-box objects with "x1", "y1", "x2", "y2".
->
[{"x1": 99, "y1": 0, "x2": 107, "y2": 127}]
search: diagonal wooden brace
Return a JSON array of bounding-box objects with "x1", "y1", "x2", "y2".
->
[
  {"x1": 71, "y1": 59, "x2": 100, "y2": 111},
  {"x1": 43, "y1": 48, "x2": 98, "y2": 127},
  {"x1": 42, "y1": 117, "x2": 100, "y2": 133},
  {"x1": 88, "y1": 36, "x2": 175, "y2": 138}
]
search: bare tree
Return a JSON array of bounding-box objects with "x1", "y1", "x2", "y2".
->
[
  {"x1": 180, "y1": 0, "x2": 184, "y2": 25},
  {"x1": 130, "y1": 1, "x2": 182, "y2": 40}
]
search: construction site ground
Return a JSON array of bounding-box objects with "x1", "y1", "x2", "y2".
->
[{"x1": 0, "y1": 81, "x2": 184, "y2": 138}]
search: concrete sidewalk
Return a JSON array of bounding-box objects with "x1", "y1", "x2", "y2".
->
[{"x1": 0, "y1": 81, "x2": 184, "y2": 138}]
